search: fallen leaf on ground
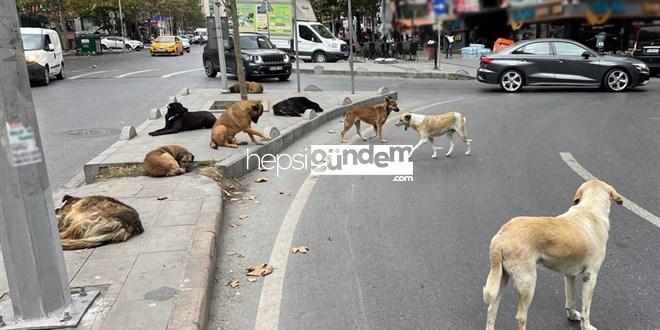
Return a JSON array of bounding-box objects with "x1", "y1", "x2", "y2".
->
[
  {"x1": 225, "y1": 251, "x2": 237, "y2": 256},
  {"x1": 156, "y1": 196, "x2": 168, "y2": 201},
  {"x1": 244, "y1": 195, "x2": 257, "y2": 200},
  {"x1": 255, "y1": 177, "x2": 268, "y2": 183},
  {"x1": 291, "y1": 246, "x2": 310, "y2": 254},
  {"x1": 279, "y1": 191, "x2": 291, "y2": 196},
  {"x1": 246, "y1": 264, "x2": 273, "y2": 277},
  {"x1": 247, "y1": 278, "x2": 257, "y2": 282},
  {"x1": 229, "y1": 223, "x2": 240, "y2": 228},
  {"x1": 238, "y1": 214, "x2": 249, "y2": 220},
  {"x1": 230, "y1": 198, "x2": 241, "y2": 202},
  {"x1": 227, "y1": 280, "x2": 240, "y2": 288},
  {"x1": 327, "y1": 129, "x2": 336, "y2": 134}
]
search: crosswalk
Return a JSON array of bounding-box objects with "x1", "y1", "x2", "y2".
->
[{"x1": 66, "y1": 68, "x2": 206, "y2": 80}]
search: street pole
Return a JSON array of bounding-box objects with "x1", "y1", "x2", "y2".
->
[
  {"x1": 0, "y1": 2, "x2": 99, "y2": 328},
  {"x1": 118, "y1": 0, "x2": 126, "y2": 50},
  {"x1": 435, "y1": 18, "x2": 442, "y2": 70},
  {"x1": 266, "y1": 0, "x2": 271, "y2": 40},
  {"x1": 215, "y1": 1, "x2": 229, "y2": 93},
  {"x1": 292, "y1": 0, "x2": 301, "y2": 93},
  {"x1": 348, "y1": 0, "x2": 355, "y2": 95}
]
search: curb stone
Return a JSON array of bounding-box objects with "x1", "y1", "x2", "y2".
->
[{"x1": 297, "y1": 68, "x2": 475, "y2": 80}]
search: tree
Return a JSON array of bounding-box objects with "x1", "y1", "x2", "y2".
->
[{"x1": 222, "y1": 0, "x2": 247, "y2": 100}]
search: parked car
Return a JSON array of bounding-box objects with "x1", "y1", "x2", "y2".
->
[
  {"x1": 178, "y1": 35, "x2": 191, "y2": 53},
  {"x1": 477, "y1": 38, "x2": 650, "y2": 92},
  {"x1": 295, "y1": 21, "x2": 348, "y2": 63},
  {"x1": 633, "y1": 25, "x2": 660, "y2": 76},
  {"x1": 203, "y1": 33, "x2": 291, "y2": 81},
  {"x1": 150, "y1": 36, "x2": 185, "y2": 56},
  {"x1": 101, "y1": 36, "x2": 143, "y2": 50},
  {"x1": 20, "y1": 27, "x2": 64, "y2": 86}
]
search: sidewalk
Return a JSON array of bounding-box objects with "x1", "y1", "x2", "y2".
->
[{"x1": 297, "y1": 56, "x2": 479, "y2": 80}]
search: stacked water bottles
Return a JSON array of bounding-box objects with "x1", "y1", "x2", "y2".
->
[{"x1": 461, "y1": 44, "x2": 492, "y2": 58}]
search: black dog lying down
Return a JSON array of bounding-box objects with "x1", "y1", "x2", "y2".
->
[
  {"x1": 149, "y1": 102, "x2": 216, "y2": 136},
  {"x1": 273, "y1": 97, "x2": 324, "y2": 117}
]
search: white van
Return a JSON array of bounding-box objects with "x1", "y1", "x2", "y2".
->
[
  {"x1": 20, "y1": 28, "x2": 64, "y2": 85},
  {"x1": 194, "y1": 28, "x2": 208, "y2": 44},
  {"x1": 295, "y1": 22, "x2": 348, "y2": 62}
]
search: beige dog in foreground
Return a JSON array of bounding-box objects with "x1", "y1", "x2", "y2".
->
[
  {"x1": 395, "y1": 111, "x2": 471, "y2": 159},
  {"x1": 484, "y1": 180, "x2": 623, "y2": 330}
]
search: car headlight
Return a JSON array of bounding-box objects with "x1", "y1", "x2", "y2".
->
[
  {"x1": 633, "y1": 63, "x2": 648, "y2": 72},
  {"x1": 254, "y1": 56, "x2": 263, "y2": 64},
  {"x1": 242, "y1": 54, "x2": 251, "y2": 62},
  {"x1": 283, "y1": 54, "x2": 290, "y2": 63},
  {"x1": 25, "y1": 54, "x2": 38, "y2": 63}
]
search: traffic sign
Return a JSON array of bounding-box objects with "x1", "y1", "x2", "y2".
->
[{"x1": 432, "y1": 0, "x2": 446, "y2": 15}]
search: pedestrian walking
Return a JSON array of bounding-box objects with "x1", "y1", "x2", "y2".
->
[{"x1": 444, "y1": 31, "x2": 454, "y2": 58}]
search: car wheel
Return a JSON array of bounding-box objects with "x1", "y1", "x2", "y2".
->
[
  {"x1": 499, "y1": 69, "x2": 523, "y2": 93},
  {"x1": 55, "y1": 62, "x2": 64, "y2": 80},
  {"x1": 42, "y1": 66, "x2": 50, "y2": 86},
  {"x1": 278, "y1": 75, "x2": 290, "y2": 81},
  {"x1": 204, "y1": 59, "x2": 218, "y2": 78},
  {"x1": 312, "y1": 51, "x2": 327, "y2": 63},
  {"x1": 125, "y1": 44, "x2": 131, "y2": 50},
  {"x1": 604, "y1": 68, "x2": 630, "y2": 92},
  {"x1": 101, "y1": 44, "x2": 108, "y2": 50},
  {"x1": 186, "y1": 49, "x2": 191, "y2": 53}
]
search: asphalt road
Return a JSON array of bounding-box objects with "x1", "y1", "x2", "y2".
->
[{"x1": 209, "y1": 77, "x2": 660, "y2": 329}]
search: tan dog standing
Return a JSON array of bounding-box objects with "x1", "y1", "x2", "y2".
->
[
  {"x1": 340, "y1": 97, "x2": 399, "y2": 143},
  {"x1": 229, "y1": 81, "x2": 263, "y2": 93},
  {"x1": 484, "y1": 180, "x2": 624, "y2": 330},
  {"x1": 210, "y1": 100, "x2": 270, "y2": 148},
  {"x1": 395, "y1": 112, "x2": 471, "y2": 159},
  {"x1": 143, "y1": 145, "x2": 194, "y2": 177},
  {"x1": 55, "y1": 195, "x2": 144, "y2": 250}
]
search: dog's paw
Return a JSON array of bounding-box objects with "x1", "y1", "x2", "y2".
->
[
  {"x1": 445, "y1": 153, "x2": 452, "y2": 157},
  {"x1": 341, "y1": 140, "x2": 347, "y2": 144},
  {"x1": 209, "y1": 143, "x2": 218, "y2": 150},
  {"x1": 566, "y1": 309, "x2": 582, "y2": 321},
  {"x1": 580, "y1": 323, "x2": 597, "y2": 330},
  {"x1": 431, "y1": 154, "x2": 438, "y2": 159},
  {"x1": 380, "y1": 139, "x2": 388, "y2": 143},
  {"x1": 465, "y1": 151, "x2": 471, "y2": 156},
  {"x1": 361, "y1": 137, "x2": 368, "y2": 141},
  {"x1": 262, "y1": 137, "x2": 272, "y2": 141}
]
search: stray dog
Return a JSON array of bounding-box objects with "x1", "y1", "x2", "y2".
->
[
  {"x1": 273, "y1": 96, "x2": 324, "y2": 117},
  {"x1": 55, "y1": 195, "x2": 145, "y2": 250},
  {"x1": 229, "y1": 81, "x2": 263, "y2": 94},
  {"x1": 340, "y1": 97, "x2": 399, "y2": 143},
  {"x1": 483, "y1": 180, "x2": 624, "y2": 330},
  {"x1": 395, "y1": 112, "x2": 471, "y2": 159},
  {"x1": 143, "y1": 145, "x2": 194, "y2": 177},
  {"x1": 210, "y1": 100, "x2": 270, "y2": 148},
  {"x1": 149, "y1": 102, "x2": 216, "y2": 136}
]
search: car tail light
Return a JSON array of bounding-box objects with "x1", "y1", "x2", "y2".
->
[{"x1": 480, "y1": 57, "x2": 493, "y2": 64}]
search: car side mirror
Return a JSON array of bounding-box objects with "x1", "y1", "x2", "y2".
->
[
  {"x1": 47, "y1": 44, "x2": 55, "y2": 51},
  {"x1": 581, "y1": 51, "x2": 590, "y2": 59}
]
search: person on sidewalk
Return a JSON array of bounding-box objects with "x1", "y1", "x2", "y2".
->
[{"x1": 444, "y1": 31, "x2": 454, "y2": 58}]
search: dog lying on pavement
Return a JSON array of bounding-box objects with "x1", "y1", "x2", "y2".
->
[
  {"x1": 143, "y1": 145, "x2": 194, "y2": 177},
  {"x1": 395, "y1": 111, "x2": 471, "y2": 159},
  {"x1": 55, "y1": 195, "x2": 144, "y2": 250},
  {"x1": 229, "y1": 81, "x2": 263, "y2": 94},
  {"x1": 340, "y1": 97, "x2": 399, "y2": 143},
  {"x1": 210, "y1": 100, "x2": 270, "y2": 148},
  {"x1": 273, "y1": 97, "x2": 324, "y2": 117},
  {"x1": 483, "y1": 179, "x2": 624, "y2": 330},
  {"x1": 149, "y1": 102, "x2": 216, "y2": 136}
]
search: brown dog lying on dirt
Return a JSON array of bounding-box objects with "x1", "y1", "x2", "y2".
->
[
  {"x1": 55, "y1": 195, "x2": 144, "y2": 250},
  {"x1": 143, "y1": 145, "x2": 194, "y2": 177},
  {"x1": 210, "y1": 100, "x2": 270, "y2": 148},
  {"x1": 229, "y1": 81, "x2": 263, "y2": 94},
  {"x1": 340, "y1": 96, "x2": 400, "y2": 143}
]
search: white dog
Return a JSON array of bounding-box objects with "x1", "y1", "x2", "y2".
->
[
  {"x1": 484, "y1": 180, "x2": 624, "y2": 330},
  {"x1": 395, "y1": 112, "x2": 471, "y2": 159}
]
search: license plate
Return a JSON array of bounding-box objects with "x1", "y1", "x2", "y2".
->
[
  {"x1": 270, "y1": 66, "x2": 283, "y2": 71},
  {"x1": 159, "y1": 48, "x2": 165, "y2": 51},
  {"x1": 645, "y1": 48, "x2": 659, "y2": 54}
]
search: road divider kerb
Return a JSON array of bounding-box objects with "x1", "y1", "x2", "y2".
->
[{"x1": 297, "y1": 68, "x2": 475, "y2": 80}]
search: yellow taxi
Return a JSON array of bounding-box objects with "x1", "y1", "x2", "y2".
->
[{"x1": 150, "y1": 35, "x2": 184, "y2": 56}]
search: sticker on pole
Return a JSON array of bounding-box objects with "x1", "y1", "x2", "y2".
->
[{"x1": 5, "y1": 122, "x2": 43, "y2": 167}]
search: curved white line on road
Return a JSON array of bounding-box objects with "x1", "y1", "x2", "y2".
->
[
  {"x1": 114, "y1": 69, "x2": 158, "y2": 78},
  {"x1": 160, "y1": 68, "x2": 203, "y2": 78},
  {"x1": 253, "y1": 97, "x2": 465, "y2": 329},
  {"x1": 68, "y1": 70, "x2": 109, "y2": 80},
  {"x1": 560, "y1": 152, "x2": 660, "y2": 228}
]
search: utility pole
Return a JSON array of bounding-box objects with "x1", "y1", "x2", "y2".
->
[
  {"x1": 215, "y1": 1, "x2": 229, "y2": 93},
  {"x1": 0, "y1": 2, "x2": 98, "y2": 329},
  {"x1": 228, "y1": 0, "x2": 248, "y2": 100},
  {"x1": 119, "y1": 0, "x2": 126, "y2": 50},
  {"x1": 292, "y1": 0, "x2": 301, "y2": 93},
  {"x1": 348, "y1": 0, "x2": 355, "y2": 94},
  {"x1": 435, "y1": 18, "x2": 442, "y2": 70}
]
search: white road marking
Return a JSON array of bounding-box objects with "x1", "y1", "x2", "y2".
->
[
  {"x1": 114, "y1": 69, "x2": 158, "y2": 79},
  {"x1": 68, "y1": 70, "x2": 110, "y2": 80},
  {"x1": 160, "y1": 68, "x2": 203, "y2": 78},
  {"x1": 253, "y1": 97, "x2": 465, "y2": 329},
  {"x1": 560, "y1": 152, "x2": 660, "y2": 228}
]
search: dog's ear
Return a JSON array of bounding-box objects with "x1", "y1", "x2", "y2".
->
[
  {"x1": 572, "y1": 188, "x2": 582, "y2": 205},
  {"x1": 62, "y1": 194, "x2": 77, "y2": 204},
  {"x1": 250, "y1": 102, "x2": 263, "y2": 124},
  {"x1": 404, "y1": 114, "x2": 411, "y2": 121},
  {"x1": 609, "y1": 186, "x2": 624, "y2": 205}
]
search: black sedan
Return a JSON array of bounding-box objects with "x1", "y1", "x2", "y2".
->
[{"x1": 477, "y1": 38, "x2": 650, "y2": 92}]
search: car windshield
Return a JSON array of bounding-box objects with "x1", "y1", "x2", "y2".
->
[
  {"x1": 156, "y1": 36, "x2": 175, "y2": 43},
  {"x1": 638, "y1": 26, "x2": 660, "y2": 43},
  {"x1": 240, "y1": 36, "x2": 273, "y2": 49},
  {"x1": 22, "y1": 34, "x2": 43, "y2": 51},
  {"x1": 310, "y1": 24, "x2": 334, "y2": 39}
]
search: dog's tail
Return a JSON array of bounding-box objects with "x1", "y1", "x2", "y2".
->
[
  {"x1": 461, "y1": 116, "x2": 473, "y2": 143},
  {"x1": 483, "y1": 246, "x2": 503, "y2": 304},
  {"x1": 60, "y1": 227, "x2": 134, "y2": 250}
]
